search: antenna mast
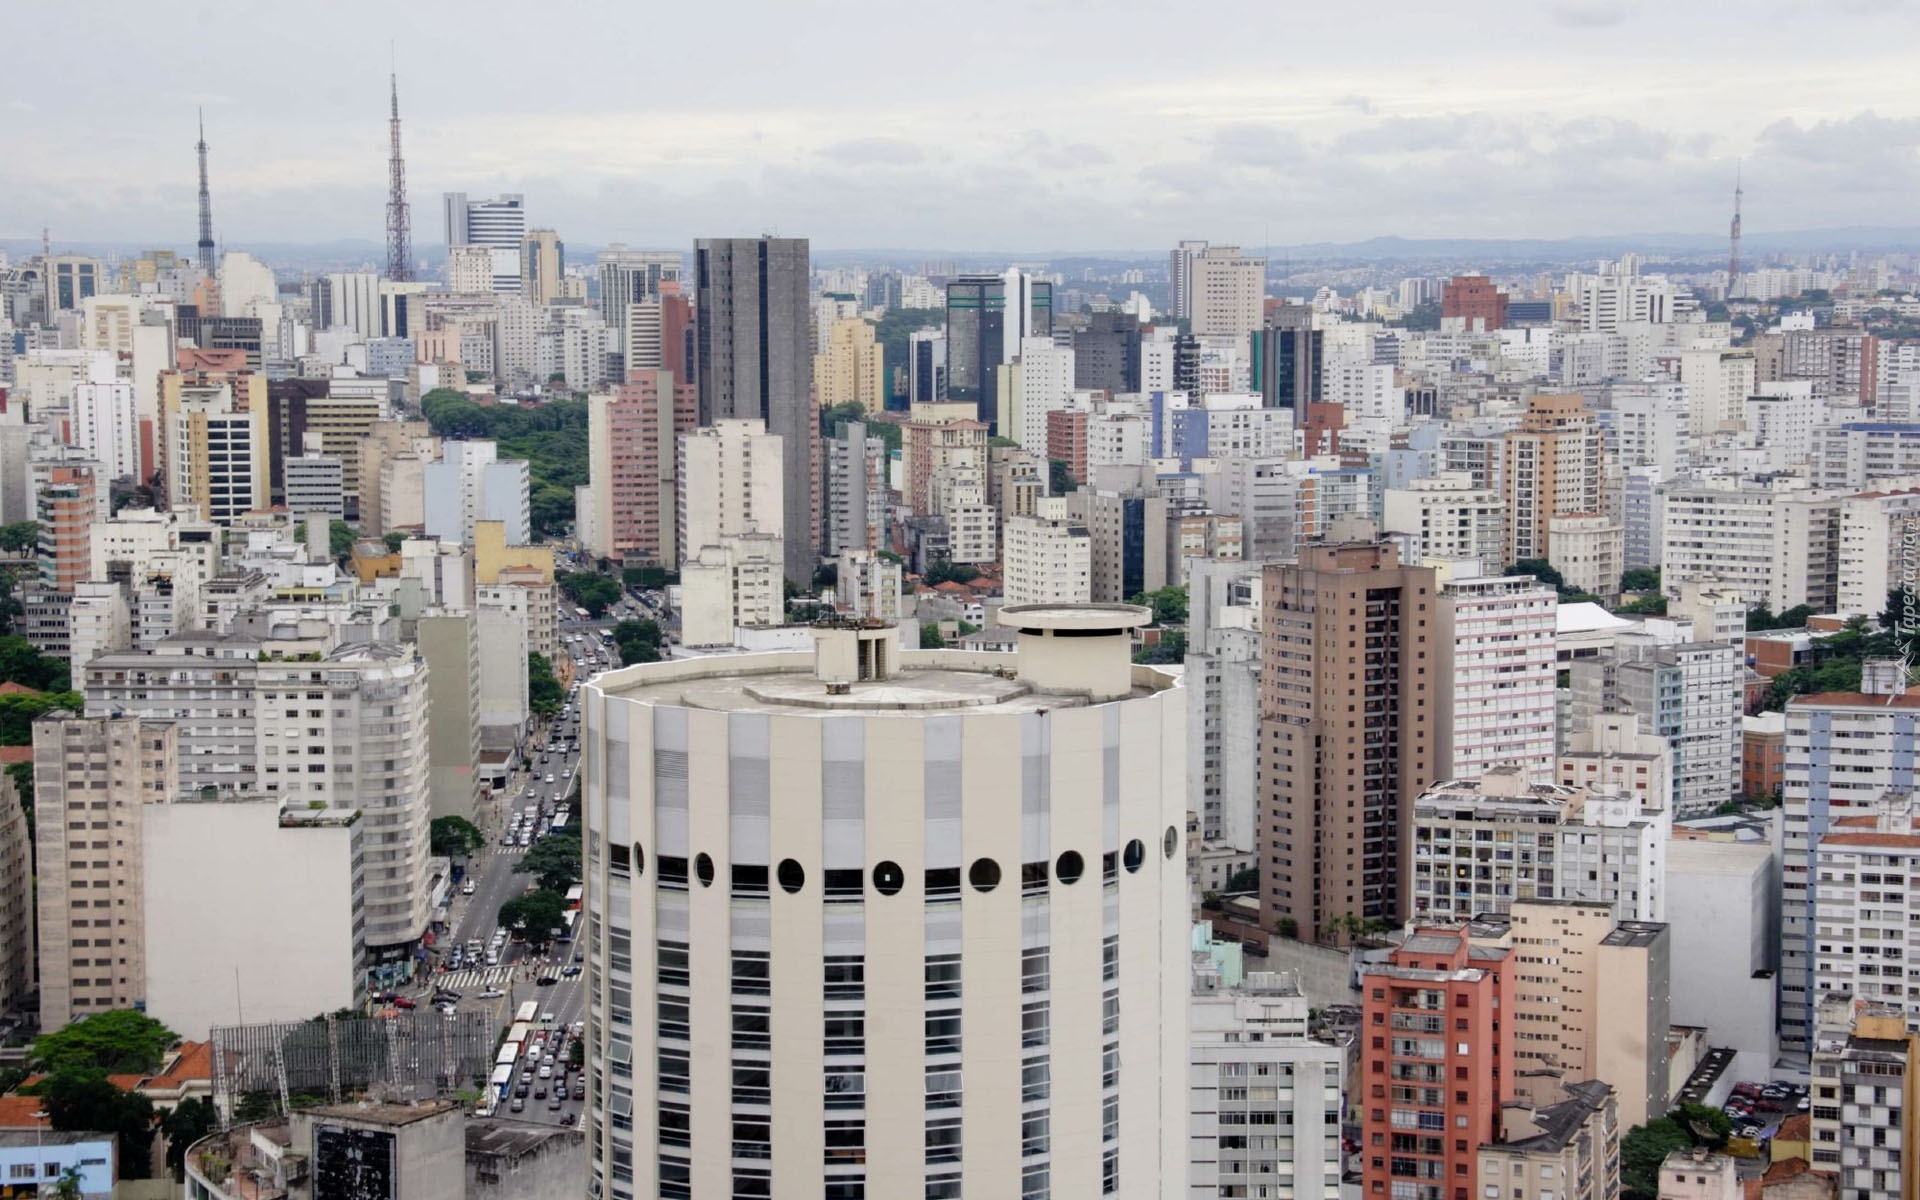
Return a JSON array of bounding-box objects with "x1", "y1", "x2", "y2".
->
[
  {"x1": 386, "y1": 72, "x2": 414, "y2": 282},
  {"x1": 1726, "y1": 164, "x2": 1743, "y2": 299},
  {"x1": 196, "y1": 110, "x2": 217, "y2": 276}
]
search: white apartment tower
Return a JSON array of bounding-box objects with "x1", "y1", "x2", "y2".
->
[
  {"x1": 1436, "y1": 574, "x2": 1559, "y2": 785},
  {"x1": 1382, "y1": 472, "x2": 1507, "y2": 567},
  {"x1": 676, "y1": 419, "x2": 785, "y2": 565},
  {"x1": 1187, "y1": 960, "x2": 1343, "y2": 1200},
  {"x1": 1001, "y1": 498, "x2": 1092, "y2": 606},
  {"x1": 581, "y1": 608, "x2": 1188, "y2": 1200},
  {"x1": 1782, "y1": 673, "x2": 1920, "y2": 1054},
  {"x1": 33, "y1": 715, "x2": 179, "y2": 1031}
]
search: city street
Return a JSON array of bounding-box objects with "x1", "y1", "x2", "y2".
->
[{"x1": 407, "y1": 625, "x2": 609, "y2": 1125}]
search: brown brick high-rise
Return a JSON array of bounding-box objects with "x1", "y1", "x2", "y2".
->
[
  {"x1": 1441, "y1": 274, "x2": 1507, "y2": 331},
  {"x1": 1259, "y1": 540, "x2": 1439, "y2": 943}
]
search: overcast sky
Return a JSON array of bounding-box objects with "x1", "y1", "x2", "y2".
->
[{"x1": 7, "y1": 0, "x2": 1920, "y2": 253}]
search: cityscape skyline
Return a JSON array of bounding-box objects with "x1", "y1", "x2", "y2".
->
[{"x1": 6, "y1": 1, "x2": 1920, "y2": 250}]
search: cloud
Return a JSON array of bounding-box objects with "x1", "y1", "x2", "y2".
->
[
  {"x1": 1335, "y1": 94, "x2": 1378, "y2": 115},
  {"x1": 815, "y1": 137, "x2": 925, "y2": 166},
  {"x1": 1209, "y1": 123, "x2": 1307, "y2": 168},
  {"x1": 1756, "y1": 111, "x2": 1920, "y2": 163},
  {"x1": 1549, "y1": 1, "x2": 1633, "y2": 27},
  {"x1": 6, "y1": 100, "x2": 33, "y2": 112}
]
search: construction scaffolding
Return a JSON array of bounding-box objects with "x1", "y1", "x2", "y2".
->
[{"x1": 210, "y1": 1012, "x2": 494, "y2": 1118}]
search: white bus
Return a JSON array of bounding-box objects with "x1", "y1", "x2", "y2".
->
[
  {"x1": 490, "y1": 1063, "x2": 515, "y2": 1098},
  {"x1": 515, "y1": 1001, "x2": 540, "y2": 1025}
]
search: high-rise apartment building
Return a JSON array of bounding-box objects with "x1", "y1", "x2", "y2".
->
[
  {"x1": 579, "y1": 610, "x2": 1188, "y2": 1200},
  {"x1": 442, "y1": 192, "x2": 526, "y2": 293},
  {"x1": 1440, "y1": 274, "x2": 1507, "y2": 330},
  {"x1": 1383, "y1": 472, "x2": 1508, "y2": 568},
  {"x1": 1474, "y1": 1081, "x2": 1620, "y2": 1200},
  {"x1": 695, "y1": 236, "x2": 816, "y2": 585},
  {"x1": 0, "y1": 757, "x2": 28, "y2": 1017},
  {"x1": 1777, "y1": 673, "x2": 1920, "y2": 1055},
  {"x1": 1260, "y1": 539, "x2": 1439, "y2": 941},
  {"x1": 1808, "y1": 992, "x2": 1918, "y2": 1196},
  {"x1": 824, "y1": 420, "x2": 887, "y2": 558},
  {"x1": 1357, "y1": 928, "x2": 1513, "y2": 1197},
  {"x1": 833, "y1": 549, "x2": 904, "y2": 621},
  {"x1": 1436, "y1": 574, "x2": 1558, "y2": 784},
  {"x1": 159, "y1": 379, "x2": 268, "y2": 525},
  {"x1": 37, "y1": 465, "x2": 95, "y2": 594},
  {"x1": 901, "y1": 401, "x2": 989, "y2": 518},
  {"x1": 33, "y1": 714, "x2": 178, "y2": 1030},
  {"x1": 1072, "y1": 311, "x2": 1142, "y2": 394},
  {"x1": 521, "y1": 229, "x2": 565, "y2": 305},
  {"x1": 676, "y1": 418, "x2": 785, "y2": 562},
  {"x1": 1502, "y1": 393, "x2": 1606, "y2": 568},
  {"x1": 1812, "y1": 807, "x2": 1920, "y2": 1026},
  {"x1": 815, "y1": 318, "x2": 886, "y2": 410},
  {"x1": 1501, "y1": 902, "x2": 1670, "y2": 1127},
  {"x1": 1169, "y1": 239, "x2": 1209, "y2": 321},
  {"x1": 1001, "y1": 498, "x2": 1092, "y2": 606},
  {"x1": 423, "y1": 440, "x2": 530, "y2": 547},
  {"x1": 1188, "y1": 961, "x2": 1343, "y2": 1200},
  {"x1": 69, "y1": 376, "x2": 140, "y2": 481},
  {"x1": 1188, "y1": 247, "x2": 1265, "y2": 339},
  {"x1": 587, "y1": 370, "x2": 698, "y2": 566},
  {"x1": 1567, "y1": 638, "x2": 1740, "y2": 818},
  {"x1": 250, "y1": 642, "x2": 431, "y2": 969},
  {"x1": 1410, "y1": 769, "x2": 1667, "y2": 925}
]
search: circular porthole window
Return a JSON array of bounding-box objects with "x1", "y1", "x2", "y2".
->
[
  {"x1": 872, "y1": 861, "x2": 905, "y2": 896},
  {"x1": 1122, "y1": 839, "x2": 1144, "y2": 873},
  {"x1": 1163, "y1": 825, "x2": 1179, "y2": 859},
  {"x1": 695, "y1": 852, "x2": 715, "y2": 887},
  {"x1": 1056, "y1": 850, "x2": 1085, "y2": 885},
  {"x1": 969, "y1": 858, "x2": 1001, "y2": 893},
  {"x1": 777, "y1": 859, "x2": 806, "y2": 894}
]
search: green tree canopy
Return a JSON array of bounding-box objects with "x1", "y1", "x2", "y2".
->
[
  {"x1": 612, "y1": 619, "x2": 662, "y2": 666},
  {"x1": 0, "y1": 522, "x2": 38, "y2": 555},
  {"x1": 558, "y1": 572, "x2": 621, "y2": 618},
  {"x1": 1129, "y1": 585, "x2": 1189, "y2": 626},
  {"x1": 621, "y1": 567, "x2": 677, "y2": 590},
  {"x1": 430, "y1": 816, "x2": 485, "y2": 858},
  {"x1": 1133, "y1": 629, "x2": 1187, "y2": 664},
  {"x1": 1509, "y1": 559, "x2": 1565, "y2": 589},
  {"x1": 328, "y1": 520, "x2": 357, "y2": 564},
  {"x1": 420, "y1": 393, "x2": 591, "y2": 538},
  {"x1": 528, "y1": 653, "x2": 563, "y2": 716},
  {"x1": 919, "y1": 623, "x2": 946, "y2": 649},
  {"x1": 0, "y1": 635, "x2": 70, "y2": 692},
  {"x1": 499, "y1": 889, "x2": 569, "y2": 942},
  {"x1": 923, "y1": 560, "x2": 979, "y2": 586},
  {"x1": 514, "y1": 827, "x2": 583, "y2": 893},
  {"x1": 31, "y1": 1009, "x2": 178, "y2": 1075},
  {"x1": 1620, "y1": 567, "x2": 1661, "y2": 593},
  {"x1": 0, "y1": 692, "x2": 84, "y2": 745},
  {"x1": 162, "y1": 1096, "x2": 219, "y2": 1181},
  {"x1": 38, "y1": 1070, "x2": 156, "y2": 1180},
  {"x1": 382, "y1": 532, "x2": 406, "y2": 553}
]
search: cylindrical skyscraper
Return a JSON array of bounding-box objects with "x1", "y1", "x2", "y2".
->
[{"x1": 581, "y1": 607, "x2": 1187, "y2": 1200}]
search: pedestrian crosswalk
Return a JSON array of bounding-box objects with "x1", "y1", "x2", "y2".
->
[{"x1": 435, "y1": 965, "x2": 515, "y2": 990}]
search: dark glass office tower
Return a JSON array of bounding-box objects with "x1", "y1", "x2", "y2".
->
[
  {"x1": 945, "y1": 271, "x2": 1052, "y2": 435},
  {"x1": 1253, "y1": 304, "x2": 1321, "y2": 411},
  {"x1": 694, "y1": 236, "x2": 816, "y2": 586}
]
